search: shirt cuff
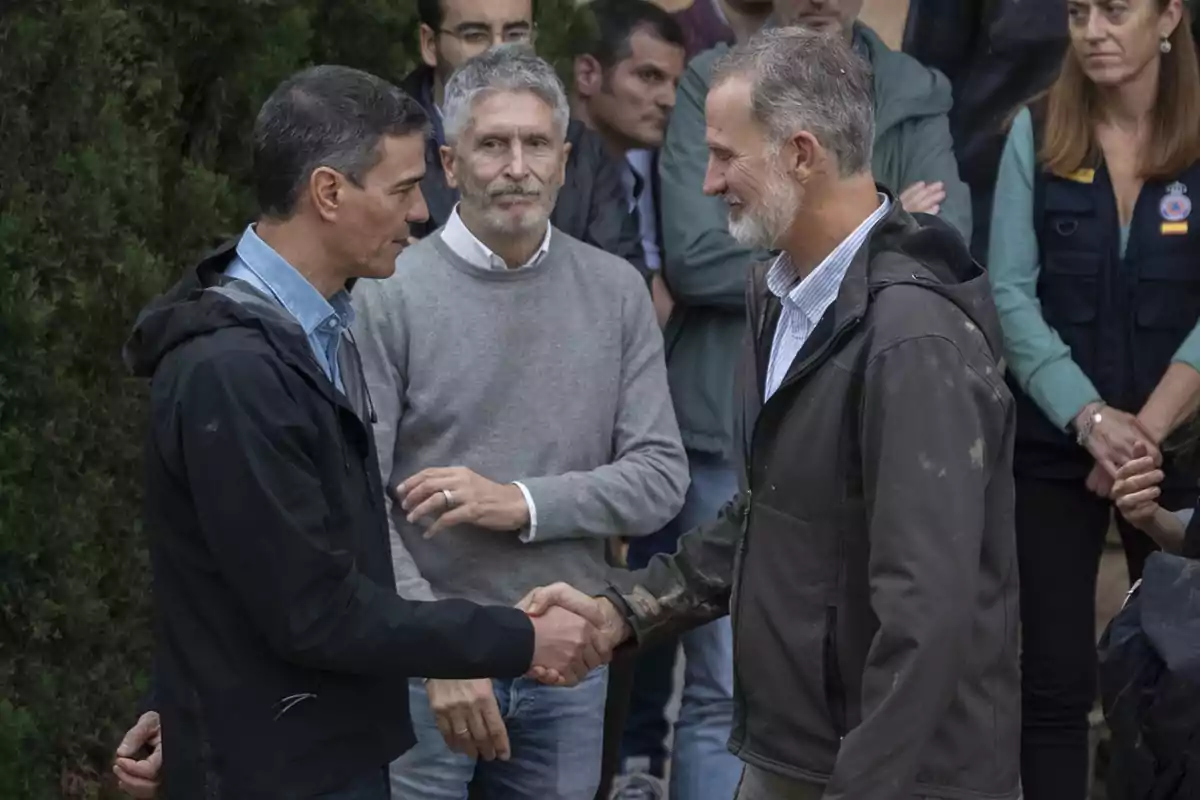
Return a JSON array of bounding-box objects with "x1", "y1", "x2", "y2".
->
[{"x1": 514, "y1": 481, "x2": 538, "y2": 542}]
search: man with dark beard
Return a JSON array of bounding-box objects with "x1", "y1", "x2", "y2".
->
[
  {"x1": 523, "y1": 27, "x2": 1021, "y2": 800},
  {"x1": 353, "y1": 45, "x2": 689, "y2": 800}
]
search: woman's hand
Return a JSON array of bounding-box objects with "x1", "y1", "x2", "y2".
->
[
  {"x1": 1111, "y1": 442, "x2": 1165, "y2": 531},
  {"x1": 1076, "y1": 403, "x2": 1161, "y2": 479},
  {"x1": 1112, "y1": 442, "x2": 1188, "y2": 552}
]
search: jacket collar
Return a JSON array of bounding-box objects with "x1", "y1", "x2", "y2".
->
[
  {"x1": 749, "y1": 188, "x2": 1000, "y2": 397},
  {"x1": 751, "y1": 188, "x2": 911, "y2": 330},
  {"x1": 126, "y1": 239, "x2": 339, "y2": 400},
  {"x1": 748, "y1": 190, "x2": 920, "y2": 398}
]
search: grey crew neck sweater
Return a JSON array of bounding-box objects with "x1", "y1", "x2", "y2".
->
[{"x1": 351, "y1": 229, "x2": 688, "y2": 606}]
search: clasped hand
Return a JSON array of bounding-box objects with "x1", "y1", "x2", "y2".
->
[
  {"x1": 426, "y1": 584, "x2": 630, "y2": 761},
  {"x1": 521, "y1": 583, "x2": 631, "y2": 685},
  {"x1": 1077, "y1": 404, "x2": 1162, "y2": 498}
]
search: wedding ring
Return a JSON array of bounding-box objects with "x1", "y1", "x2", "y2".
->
[
  {"x1": 454, "y1": 727, "x2": 469, "y2": 735},
  {"x1": 442, "y1": 489, "x2": 456, "y2": 508}
]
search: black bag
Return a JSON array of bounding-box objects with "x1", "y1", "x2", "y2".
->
[{"x1": 1098, "y1": 551, "x2": 1200, "y2": 799}]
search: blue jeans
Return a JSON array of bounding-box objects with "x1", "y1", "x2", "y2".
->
[
  {"x1": 622, "y1": 452, "x2": 740, "y2": 799},
  {"x1": 390, "y1": 667, "x2": 608, "y2": 800}
]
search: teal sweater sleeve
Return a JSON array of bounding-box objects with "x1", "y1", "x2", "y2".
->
[
  {"x1": 1172, "y1": 312, "x2": 1200, "y2": 372},
  {"x1": 986, "y1": 108, "x2": 1101, "y2": 430}
]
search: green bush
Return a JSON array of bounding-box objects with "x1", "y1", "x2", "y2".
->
[{"x1": 0, "y1": 1, "x2": 581, "y2": 796}]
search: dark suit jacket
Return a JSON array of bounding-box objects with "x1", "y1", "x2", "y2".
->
[
  {"x1": 400, "y1": 66, "x2": 645, "y2": 272},
  {"x1": 902, "y1": 0, "x2": 1068, "y2": 260}
]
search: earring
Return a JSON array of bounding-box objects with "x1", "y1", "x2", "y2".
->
[{"x1": 1162, "y1": 37, "x2": 1173, "y2": 54}]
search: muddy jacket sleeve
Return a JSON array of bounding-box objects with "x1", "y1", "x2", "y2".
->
[
  {"x1": 178, "y1": 350, "x2": 535, "y2": 680},
  {"x1": 823, "y1": 333, "x2": 1008, "y2": 800},
  {"x1": 602, "y1": 491, "x2": 747, "y2": 646}
]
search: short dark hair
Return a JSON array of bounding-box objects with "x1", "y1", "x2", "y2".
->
[
  {"x1": 417, "y1": 0, "x2": 443, "y2": 29},
  {"x1": 252, "y1": 65, "x2": 429, "y2": 218},
  {"x1": 576, "y1": 0, "x2": 685, "y2": 70},
  {"x1": 418, "y1": 0, "x2": 538, "y2": 31}
]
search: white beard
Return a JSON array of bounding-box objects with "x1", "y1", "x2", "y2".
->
[{"x1": 727, "y1": 166, "x2": 802, "y2": 250}]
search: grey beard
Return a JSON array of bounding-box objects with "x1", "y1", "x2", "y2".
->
[
  {"x1": 460, "y1": 181, "x2": 562, "y2": 238},
  {"x1": 727, "y1": 178, "x2": 801, "y2": 250}
]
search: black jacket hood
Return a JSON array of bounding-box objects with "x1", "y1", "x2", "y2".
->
[
  {"x1": 123, "y1": 239, "x2": 314, "y2": 380},
  {"x1": 751, "y1": 194, "x2": 1005, "y2": 370},
  {"x1": 873, "y1": 207, "x2": 1006, "y2": 366}
]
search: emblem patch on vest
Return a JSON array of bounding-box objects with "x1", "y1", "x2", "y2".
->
[
  {"x1": 1160, "y1": 182, "x2": 1191, "y2": 234},
  {"x1": 1061, "y1": 168, "x2": 1095, "y2": 184}
]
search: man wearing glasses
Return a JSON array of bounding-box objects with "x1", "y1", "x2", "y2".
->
[{"x1": 403, "y1": 0, "x2": 645, "y2": 271}]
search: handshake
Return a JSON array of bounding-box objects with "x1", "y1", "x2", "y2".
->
[
  {"x1": 425, "y1": 585, "x2": 633, "y2": 762},
  {"x1": 520, "y1": 583, "x2": 633, "y2": 686}
]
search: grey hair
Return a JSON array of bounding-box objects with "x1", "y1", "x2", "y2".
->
[
  {"x1": 713, "y1": 27, "x2": 874, "y2": 177},
  {"x1": 441, "y1": 44, "x2": 571, "y2": 145}
]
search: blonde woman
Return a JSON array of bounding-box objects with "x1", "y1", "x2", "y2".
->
[{"x1": 986, "y1": 0, "x2": 1200, "y2": 797}]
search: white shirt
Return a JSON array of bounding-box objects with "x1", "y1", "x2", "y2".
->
[
  {"x1": 441, "y1": 204, "x2": 552, "y2": 271},
  {"x1": 623, "y1": 149, "x2": 662, "y2": 270},
  {"x1": 438, "y1": 205, "x2": 549, "y2": 540},
  {"x1": 763, "y1": 195, "x2": 892, "y2": 401}
]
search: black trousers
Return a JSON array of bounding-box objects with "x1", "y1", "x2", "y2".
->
[
  {"x1": 318, "y1": 768, "x2": 389, "y2": 800},
  {"x1": 595, "y1": 648, "x2": 638, "y2": 799},
  {"x1": 1015, "y1": 476, "x2": 1193, "y2": 800}
]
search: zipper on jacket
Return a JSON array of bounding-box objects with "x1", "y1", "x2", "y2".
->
[
  {"x1": 345, "y1": 330, "x2": 378, "y2": 424},
  {"x1": 739, "y1": 304, "x2": 857, "y2": 744},
  {"x1": 744, "y1": 314, "x2": 861, "y2": 482},
  {"x1": 298, "y1": 348, "x2": 352, "y2": 472},
  {"x1": 823, "y1": 604, "x2": 848, "y2": 739}
]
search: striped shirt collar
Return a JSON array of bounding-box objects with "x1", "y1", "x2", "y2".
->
[{"x1": 765, "y1": 193, "x2": 892, "y2": 321}]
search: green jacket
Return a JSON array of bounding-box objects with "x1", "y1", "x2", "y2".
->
[{"x1": 659, "y1": 23, "x2": 971, "y2": 459}]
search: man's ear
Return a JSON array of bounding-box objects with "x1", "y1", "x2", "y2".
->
[
  {"x1": 419, "y1": 23, "x2": 438, "y2": 70},
  {"x1": 560, "y1": 140, "x2": 572, "y2": 185},
  {"x1": 574, "y1": 54, "x2": 602, "y2": 98},
  {"x1": 440, "y1": 145, "x2": 459, "y2": 190},
  {"x1": 309, "y1": 167, "x2": 343, "y2": 222},
  {"x1": 785, "y1": 131, "x2": 821, "y2": 184}
]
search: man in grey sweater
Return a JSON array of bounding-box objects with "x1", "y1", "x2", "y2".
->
[{"x1": 351, "y1": 45, "x2": 688, "y2": 800}]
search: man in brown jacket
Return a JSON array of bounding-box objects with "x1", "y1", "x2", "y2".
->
[{"x1": 522, "y1": 26, "x2": 1020, "y2": 800}]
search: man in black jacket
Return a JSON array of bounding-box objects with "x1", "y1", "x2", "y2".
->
[
  {"x1": 116, "y1": 65, "x2": 601, "y2": 800},
  {"x1": 571, "y1": 0, "x2": 686, "y2": 330},
  {"x1": 406, "y1": 0, "x2": 644, "y2": 269},
  {"x1": 522, "y1": 28, "x2": 1020, "y2": 800},
  {"x1": 902, "y1": 0, "x2": 1067, "y2": 260}
]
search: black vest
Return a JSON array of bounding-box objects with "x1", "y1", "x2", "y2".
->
[{"x1": 1011, "y1": 107, "x2": 1200, "y2": 485}]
